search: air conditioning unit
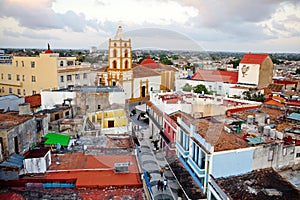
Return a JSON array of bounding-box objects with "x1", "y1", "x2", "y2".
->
[{"x1": 114, "y1": 162, "x2": 130, "y2": 173}]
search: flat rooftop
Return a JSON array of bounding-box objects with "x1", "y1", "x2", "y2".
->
[
  {"x1": 46, "y1": 153, "x2": 142, "y2": 188},
  {"x1": 215, "y1": 168, "x2": 300, "y2": 200}
]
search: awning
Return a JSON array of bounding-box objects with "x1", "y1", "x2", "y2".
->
[
  {"x1": 159, "y1": 130, "x2": 170, "y2": 144},
  {"x1": 44, "y1": 133, "x2": 70, "y2": 146}
]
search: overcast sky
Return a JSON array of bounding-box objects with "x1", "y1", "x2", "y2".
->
[{"x1": 0, "y1": 0, "x2": 299, "y2": 53}]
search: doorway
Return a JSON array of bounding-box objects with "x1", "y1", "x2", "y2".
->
[
  {"x1": 14, "y1": 136, "x2": 19, "y2": 154},
  {"x1": 142, "y1": 86, "x2": 146, "y2": 97}
]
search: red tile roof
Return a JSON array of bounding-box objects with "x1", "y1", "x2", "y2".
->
[
  {"x1": 264, "y1": 99, "x2": 285, "y2": 107},
  {"x1": 190, "y1": 70, "x2": 238, "y2": 84},
  {"x1": 240, "y1": 54, "x2": 269, "y2": 65}
]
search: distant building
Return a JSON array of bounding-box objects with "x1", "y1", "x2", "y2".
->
[{"x1": 0, "y1": 44, "x2": 93, "y2": 97}]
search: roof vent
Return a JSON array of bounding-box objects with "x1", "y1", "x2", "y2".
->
[{"x1": 114, "y1": 162, "x2": 130, "y2": 173}]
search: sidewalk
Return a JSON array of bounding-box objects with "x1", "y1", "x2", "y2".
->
[{"x1": 137, "y1": 127, "x2": 179, "y2": 200}]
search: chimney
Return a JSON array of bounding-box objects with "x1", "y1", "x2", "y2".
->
[{"x1": 19, "y1": 103, "x2": 31, "y2": 115}]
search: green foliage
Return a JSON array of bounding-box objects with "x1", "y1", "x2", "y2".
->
[
  {"x1": 193, "y1": 84, "x2": 209, "y2": 94},
  {"x1": 228, "y1": 59, "x2": 241, "y2": 69},
  {"x1": 242, "y1": 91, "x2": 265, "y2": 102},
  {"x1": 182, "y1": 83, "x2": 193, "y2": 92},
  {"x1": 296, "y1": 68, "x2": 300, "y2": 74}
]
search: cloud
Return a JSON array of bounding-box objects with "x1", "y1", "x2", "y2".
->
[
  {"x1": 3, "y1": 29, "x2": 59, "y2": 40},
  {"x1": 0, "y1": 0, "x2": 101, "y2": 32}
]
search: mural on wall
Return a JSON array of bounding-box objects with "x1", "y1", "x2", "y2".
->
[
  {"x1": 241, "y1": 65, "x2": 250, "y2": 77},
  {"x1": 238, "y1": 64, "x2": 260, "y2": 85}
]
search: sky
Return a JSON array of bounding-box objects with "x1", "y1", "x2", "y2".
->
[{"x1": 0, "y1": 0, "x2": 299, "y2": 53}]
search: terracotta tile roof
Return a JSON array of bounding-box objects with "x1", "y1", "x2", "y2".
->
[
  {"x1": 240, "y1": 53, "x2": 269, "y2": 65},
  {"x1": 47, "y1": 154, "x2": 142, "y2": 188},
  {"x1": 190, "y1": 70, "x2": 238, "y2": 84},
  {"x1": 0, "y1": 112, "x2": 32, "y2": 130},
  {"x1": 264, "y1": 99, "x2": 285, "y2": 107},
  {"x1": 25, "y1": 94, "x2": 41, "y2": 108},
  {"x1": 133, "y1": 66, "x2": 160, "y2": 78}
]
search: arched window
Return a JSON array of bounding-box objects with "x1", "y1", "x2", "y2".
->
[
  {"x1": 124, "y1": 43, "x2": 127, "y2": 47},
  {"x1": 112, "y1": 60, "x2": 117, "y2": 69},
  {"x1": 124, "y1": 49, "x2": 128, "y2": 58},
  {"x1": 114, "y1": 43, "x2": 117, "y2": 47},
  {"x1": 124, "y1": 60, "x2": 128, "y2": 69},
  {"x1": 60, "y1": 61, "x2": 64, "y2": 66},
  {"x1": 113, "y1": 49, "x2": 117, "y2": 57}
]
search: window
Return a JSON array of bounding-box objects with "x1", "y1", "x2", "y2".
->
[
  {"x1": 60, "y1": 76, "x2": 64, "y2": 82},
  {"x1": 67, "y1": 75, "x2": 72, "y2": 81},
  {"x1": 32, "y1": 76, "x2": 36, "y2": 82},
  {"x1": 218, "y1": 85, "x2": 222, "y2": 91},
  {"x1": 17, "y1": 89, "x2": 21, "y2": 95},
  {"x1": 75, "y1": 74, "x2": 80, "y2": 80},
  {"x1": 296, "y1": 153, "x2": 300, "y2": 158},
  {"x1": 16, "y1": 74, "x2": 20, "y2": 81},
  {"x1": 114, "y1": 42, "x2": 117, "y2": 47},
  {"x1": 112, "y1": 60, "x2": 117, "y2": 69},
  {"x1": 1, "y1": 73, "x2": 3, "y2": 79},
  {"x1": 124, "y1": 43, "x2": 127, "y2": 47},
  {"x1": 8, "y1": 74, "x2": 11, "y2": 80},
  {"x1": 9, "y1": 88, "x2": 12, "y2": 94},
  {"x1": 22, "y1": 61, "x2": 24, "y2": 67},
  {"x1": 113, "y1": 49, "x2": 117, "y2": 57},
  {"x1": 124, "y1": 49, "x2": 128, "y2": 57},
  {"x1": 268, "y1": 149, "x2": 274, "y2": 161},
  {"x1": 31, "y1": 61, "x2": 35, "y2": 68},
  {"x1": 32, "y1": 90, "x2": 36, "y2": 95},
  {"x1": 98, "y1": 105, "x2": 101, "y2": 110},
  {"x1": 2, "y1": 87, "x2": 4, "y2": 93},
  {"x1": 16, "y1": 61, "x2": 18, "y2": 67},
  {"x1": 125, "y1": 60, "x2": 128, "y2": 69},
  {"x1": 23, "y1": 89, "x2": 26, "y2": 96},
  {"x1": 83, "y1": 73, "x2": 87, "y2": 79},
  {"x1": 22, "y1": 75, "x2": 25, "y2": 81},
  {"x1": 283, "y1": 148, "x2": 287, "y2": 156},
  {"x1": 60, "y1": 61, "x2": 64, "y2": 66}
]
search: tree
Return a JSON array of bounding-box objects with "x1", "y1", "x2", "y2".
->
[
  {"x1": 228, "y1": 59, "x2": 241, "y2": 69},
  {"x1": 296, "y1": 68, "x2": 300, "y2": 74},
  {"x1": 182, "y1": 83, "x2": 193, "y2": 92},
  {"x1": 193, "y1": 84, "x2": 208, "y2": 94}
]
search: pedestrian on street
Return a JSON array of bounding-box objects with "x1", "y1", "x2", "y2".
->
[
  {"x1": 159, "y1": 180, "x2": 164, "y2": 191},
  {"x1": 163, "y1": 178, "x2": 168, "y2": 190},
  {"x1": 160, "y1": 167, "x2": 164, "y2": 177},
  {"x1": 157, "y1": 180, "x2": 161, "y2": 191}
]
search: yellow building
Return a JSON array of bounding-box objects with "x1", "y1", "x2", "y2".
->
[
  {"x1": 0, "y1": 45, "x2": 91, "y2": 97},
  {"x1": 88, "y1": 107, "x2": 129, "y2": 135}
]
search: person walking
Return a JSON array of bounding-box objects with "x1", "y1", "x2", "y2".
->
[
  {"x1": 160, "y1": 180, "x2": 164, "y2": 191},
  {"x1": 160, "y1": 168, "x2": 164, "y2": 177},
  {"x1": 157, "y1": 180, "x2": 161, "y2": 191},
  {"x1": 163, "y1": 178, "x2": 168, "y2": 190}
]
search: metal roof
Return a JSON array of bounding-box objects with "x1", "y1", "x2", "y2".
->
[{"x1": 287, "y1": 112, "x2": 300, "y2": 121}]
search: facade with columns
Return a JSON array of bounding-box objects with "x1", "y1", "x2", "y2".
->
[{"x1": 95, "y1": 26, "x2": 161, "y2": 102}]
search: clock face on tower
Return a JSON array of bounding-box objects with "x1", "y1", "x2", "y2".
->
[{"x1": 241, "y1": 65, "x2": 250, "y2": 77}]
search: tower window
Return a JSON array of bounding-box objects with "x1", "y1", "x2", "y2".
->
[
  {"x1": 124, "y1": 49, "x2": 128, "y2": 57},
  {"x1": 113, "y1": 49, "x2": 117, "y2": 57},
  {"x1": 60, "y1": 61, "x2": 64, "y2": 66},
  {"x1": 112, "y1": 60, "x2": 117, "y2": 69},
  {"x1": 114, "y1": 43, "x2": 117, "y2": 47},
  {"x1": 32, "y1": 76, "x2": 36, "y2": 82},
  {"x1": 124, "y1": 43, "x2": 127, "y2": 47},
  {"x1": 125, "y1": 60, "x2": 128, "y2": 69}
]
